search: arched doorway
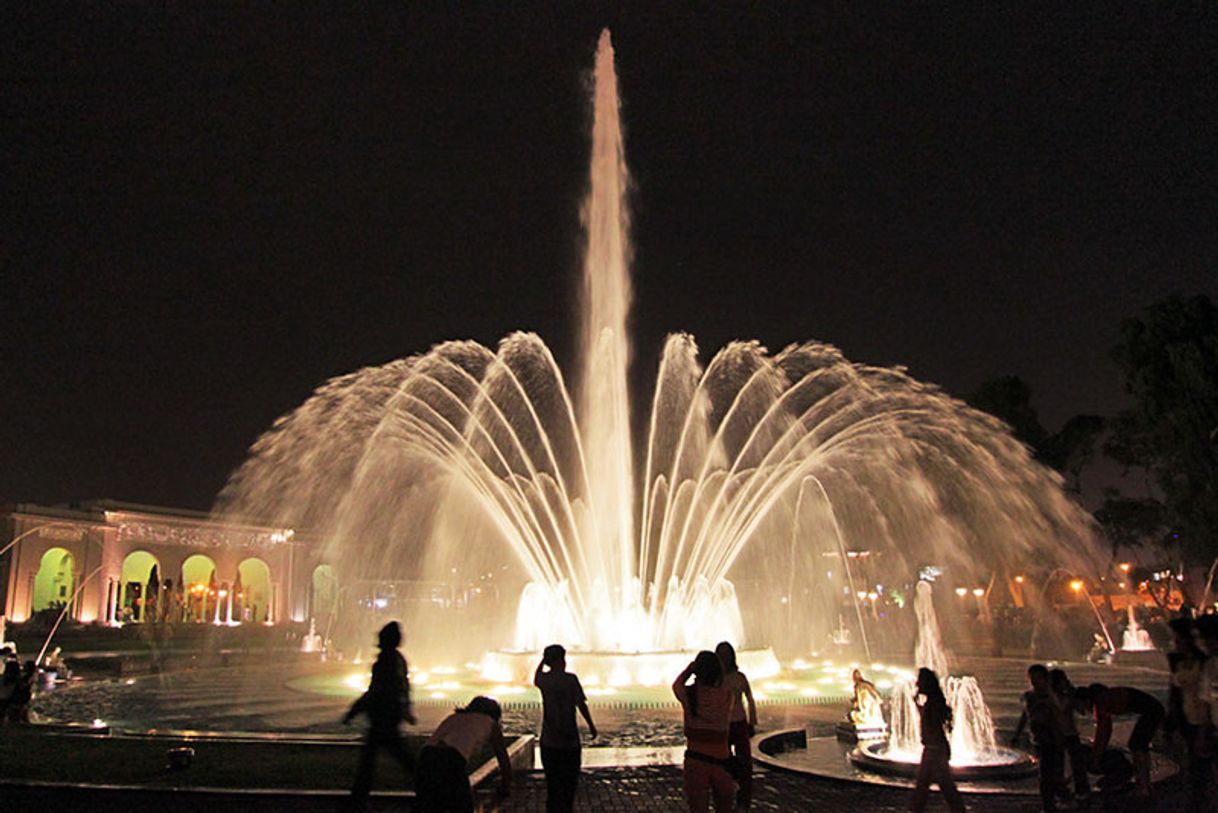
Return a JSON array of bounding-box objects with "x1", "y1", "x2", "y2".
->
[
  {"x1": 32, "y1": 547, "x2": 75, "y2": 615},
  {"x1": 238, "y1": 558, "x2": 272, "y2": 623},
  {"x1": 181, "y1": 554, "x2": 218, "y2": 623},
  {"x1": 120, "y1": 551, "x2": 160, "y2": 623},
  {"x1": 311, "y1": 564, "x2": 338, "y2": 627}
]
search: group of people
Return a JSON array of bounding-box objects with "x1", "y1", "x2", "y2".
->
[
  {"x1": 1011, "y1": 663, "x2": 1163, "y2": 810},
  {"x1": 0, "y1": 646, "x2": 36, "y2": 724},
  {"x1": 344, "y1": 615, "x2": 1218, "y2": 812},
  {"x1": 342, "y1": 623, "x2": 759, "y2": 813}
]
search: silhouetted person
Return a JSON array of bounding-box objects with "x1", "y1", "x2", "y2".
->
[
  {"x1": 1049, "y1": 668, "x2": 1090, "y2": 804},
  {"x1": 716, "y1": 641, "x2": 757, "y2": 812},
  {"x1": 534, "y1": 644, "x2": 596, "y2": 813},
  {"x1": 416, "y1": 696, "x2": 511, "y2": 812},
  {"x1": 6, "y1": 661, "x2": 36, "y2": 723},
  {"x1": 673, "y1": 651, "x2": 736, "y2": 813},
  {"x1": 910, "y1": 668, "x2": 966, "y2": 813},
  {"x1": 0, "y1": 656, "x2": 19, "y2": 724},
  {"x1": 1011, "y1": 664, "x2": 1063, "y2": 811},
  {"x1": 1166, "y1": 617, "x2": 1212, "y2": 812},
  {"x1": 1073, "y1": 683, "x2": 1164, "y2": 797},
  {"x1": 343, "y1": 621, "x2": 416, "y2": 806}
]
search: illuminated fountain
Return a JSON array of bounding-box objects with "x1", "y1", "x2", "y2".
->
[
  {"x1": 851, "y1": 581, "x2": 1034, "y2": 777},
  {"x1": 216, "y1": 31, "x2": 1093, "y2": 687},
  {"x1": 1121, "y1": 604, "x2": 1155, "y2": 651}
]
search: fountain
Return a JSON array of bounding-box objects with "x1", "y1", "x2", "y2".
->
[
  {"x1": 215, "y1": 30, "x2": 1095, "y2": 685},
  {"x1": 1121, "y1": 604, "x2": 1155, "y2": 651},
  {"x1": 850, "y1": 581, "x2": 1034, "y2": 778}
]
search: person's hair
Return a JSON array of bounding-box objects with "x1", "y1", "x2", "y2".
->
[
  {"x1": 1027, "y1": 663, "x2": 1049, "y2": 681},
  {"x1": 2, "y1": 660, "x2": 18, "y2": 682},
  {"x1": 377, "y1": 621, "x2": 402, "y2": 650},
  {"x1": 715, "y1": 641, "x2": 738, "y2": 674},
  {"x1": 543, "y1": 644, "x2": 566, "y2": 666},
  {"x1": 460, "y1": 695, "x2": 502, "y2": 721},
  {"x1": 916, "y1": 667, "x2": 952, "y2": 727},
  {"x1": 1049, "y1": 668, "x2": 1072, "y2": 694},
  {"x1": 687, "y1": 650, "x2": 723, "y2": 718}
]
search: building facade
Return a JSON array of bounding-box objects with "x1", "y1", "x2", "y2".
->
[{"x1": 0, "y1": 501, "x2": 330, "y2": 628}]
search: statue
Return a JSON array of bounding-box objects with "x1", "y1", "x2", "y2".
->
[{"x1": 837, "y1": 667, "x2": 887, "y2": 742}]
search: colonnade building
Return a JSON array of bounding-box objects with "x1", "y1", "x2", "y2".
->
[{"x1": 0, "y1": 501, "x2": 335, "y2": 629}]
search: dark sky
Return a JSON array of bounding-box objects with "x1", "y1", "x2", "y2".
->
[{"x1": 3, "y1": 4, "x2": 1216, "y2": 511}]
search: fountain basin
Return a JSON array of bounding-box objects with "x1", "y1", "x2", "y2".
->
[
  {"x1": 480, "y1": 647, "x2": 781, "y2": 687},
  {"x1": 850, "y1": 740, "x2": 1036, "y2": 780}
]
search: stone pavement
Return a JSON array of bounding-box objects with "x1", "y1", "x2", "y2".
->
[{"x1": 478, "y1": 764, "x2": 1195, "y2": 813}]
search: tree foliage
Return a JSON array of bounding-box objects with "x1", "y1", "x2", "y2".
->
[
  {"x1": 967, "y1": 376, "x2": 1104, "y2": 493},
  {"x1": 1106, "y1": 295, "x2": 1218, "y2": 564}
]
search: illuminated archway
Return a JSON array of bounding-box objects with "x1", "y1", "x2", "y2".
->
[
  {"x1": 181, "y1": 554, "x2": 218, "y2": 622},
  {"x1": 32, "y1": 547, "x2": 75, "y2": 614},
  {"x1": 238, "y1": 558, "x2": 272, "y2": 623},
  {"x1": 119, "y1": 551, "x2": 160, "y2": 622}
]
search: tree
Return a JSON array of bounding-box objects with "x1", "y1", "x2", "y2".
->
[
  {"x1": 1039, "y1": 414, "x2": 1106, "y2": 494},
  {"x1": 968, "y1": 376, "x2": 1104, "y2": 493},
  {"x1": 1106, "y1": 295, "x2": 1218, "y2": 565},
  {"x1": 1093, "y1": 489, "x2": 1167, "y2": 558},
  {"x1": 967, "y1": 375, "x2": 1049, "y2": 451}
]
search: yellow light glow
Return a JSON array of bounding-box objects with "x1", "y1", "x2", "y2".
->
[
  {"x1": 972, "y1": 588, "x2": 984, "y2": 597},
  {"x1": 1014, "y1": 575, "x2": 1025, "y2": 583},
  {"x1": 955, "y1": 587, "x2": 968, "y2": 597},
  {"x1": 1119, "y1": 563, "x2": 1131, "y2": 573},
  {"x1": 344, "y1": 673, "x2": 368, "y2": 690},
  {"x1": 1069, "y1": 579, "x2": 1084, "y2": 592}
]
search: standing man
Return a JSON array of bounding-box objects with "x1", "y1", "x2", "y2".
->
[
  {"x1": 344, "y1": 621, "x2": 416, "y2": 807},
  {"x1": 1010, "y1": 664, "x2": 1064, "y2": 811},
  {"x1": 534, "y1": 644, "x2": 597, "y2": 813}
]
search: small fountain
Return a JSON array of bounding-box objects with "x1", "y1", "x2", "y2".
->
[
  {"x1": 850, "y1": 581, "x2": 1034, "y2": 778},
  {"x1": 1121, "y1": 604, "x2": 1155, "y2": 651},
  {"x1": 300, "y1": 617, "x2": 324, "y2": 653}
]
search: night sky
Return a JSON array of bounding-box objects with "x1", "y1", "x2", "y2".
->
[{"x1": 3, "y1": 4, "x2": 1216, "y2": 511}]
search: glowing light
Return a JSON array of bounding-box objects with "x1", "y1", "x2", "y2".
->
[
  {"x1": 972, "y1": 588, "x2": 984, "y2": 597},
  {"x1": 429, "y1": 691, "x2": 448, "y2": 699},
  {"x1": 1014, "y1": 575, "x2": 1025, "y2": 583},
  {"x1": 92, "y1": 718, "x2": 106, "y2": 728},
  {"x1": 1069, "y1": 579, "x2": 1084, "y2": 592},
  {"x1": 1119, "y1": 563, "x2": 1131, "y2": 573},
  {"x1": 585, "y1": 687, "x2": 618, "y2": 697},
  {"x1": 954, "y1": 587, "x2": 968, "y2": 597},
  {"x1": 344, "y1": 673, "x2": 368, "y2": 690}
]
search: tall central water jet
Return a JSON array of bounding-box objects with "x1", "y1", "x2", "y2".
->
[{"x1": 577, "y1": 30, "x2": 636, "y2": 616}]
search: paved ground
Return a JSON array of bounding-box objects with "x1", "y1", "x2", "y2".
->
[{"x1": 2, "y1": 764, "x2": 1202, "y2": 813}]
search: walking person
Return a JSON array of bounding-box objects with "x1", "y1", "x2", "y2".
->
[
  {"x1": 534, "y1": 644, "x2": 597, "y2": 813},
  {"x1": 1073, "y1": 683, "x2": 1165, "y2": 797},
  {"x1": 673, "y1": 651, "x2": 737, "y2": 813},
  {"x1": 715, "y1": 641, "x2": 758, "y2": 811},
  {"x1": 1010, "y1": 664, "x2": 1064, "y2": 811},
  {"x1": 909, "y1": 668, "x2": 967, "y2": 813},
  {"x1": 1166, "y1": 617, "x2": 1212, "y2": 812},
  {"x1": 343, "y1": 621, "x2": 416, "y2": 808},
  {"x1": 416, "y1": 696, "x2": 512, "y2": 812}
]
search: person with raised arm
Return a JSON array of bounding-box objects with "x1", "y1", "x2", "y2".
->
[
  {"x1": 673, "y1": 650, "x2": 737, "y2": 813},
  {"x1": 534, "y1": 644, "x2": 597, "y2": 812}
]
